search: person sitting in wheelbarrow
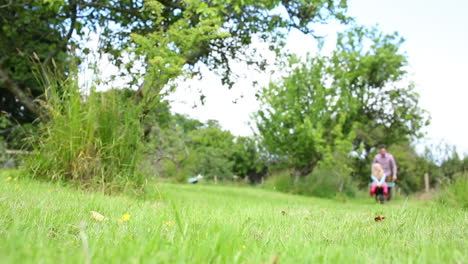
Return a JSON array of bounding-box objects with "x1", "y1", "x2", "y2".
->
[
  {"x1": 370, "y1": 163, "x2": 389, "y2": 199},
  {"x1": 372, "y1": 144, "x2": 398, "y2": 200}
]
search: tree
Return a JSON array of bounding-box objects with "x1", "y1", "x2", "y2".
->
[
  {"x1": 146, "y1": 113, "x2": 202, "y2": 180},
  {"x1": 230, "y1": 136, "x2": 268, "y2": 183},
  {"x1": 255, "y1": 26, "x2": 429, "y2": 176},
  {"x1": 331, "y1": 26, "x2": 430, "y2": 155},
  {"x1": 185, "y1": 122, "x2": 236, "y2": 181},
  {"x1": 0, "y1": 0, "x2": 68, "y2": 131},
  {"x1": 149, "y1": 112, "x2": 268, "y2": 182},
  {"x1": 1, "y1": 0, "x2": 350, "y2": 144},
  {"x1": 255, "y1": 54, "x2": 355, "y2": 175}
]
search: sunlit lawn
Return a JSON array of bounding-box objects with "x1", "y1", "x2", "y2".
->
[{"x1": 0, "y1": 170, "x2": 466, "y2": 263}]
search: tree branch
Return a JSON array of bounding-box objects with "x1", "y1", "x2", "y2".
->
[
  {"x1": 44, "y1": 0, "x2": 78, "y2": 66},
  {"x1": 0, "y1": 68, "x2": 46, "y2": 118}
]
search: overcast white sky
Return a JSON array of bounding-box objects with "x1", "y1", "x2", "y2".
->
[{"x1": 167, "y1": 0, "x2": 468, "y2": 155}]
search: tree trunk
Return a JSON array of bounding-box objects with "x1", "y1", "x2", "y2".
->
[{"x1": 0, "y1": 68, "x2": 45, "y2": 119}]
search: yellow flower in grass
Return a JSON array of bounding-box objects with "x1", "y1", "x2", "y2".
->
[
  {"x1": 6, "y1": 177, "x2": 12, "y2": 182},
  {"x1": 119, "y1": 214, "x2": 131, "y2": 223},
  {"x1": 163, "y1": 221, "x2": 175, "y2": 227},
  {"x1": 90, "y1": 211, "x2": 106, "y2": 222}
]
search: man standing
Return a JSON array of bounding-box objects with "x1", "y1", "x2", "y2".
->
[
  {"x1": 373, "y1": 145, "x2": 398, "y2": 182},
  {"x1": 372, "y1": 145, "x2": 398, "y2": 200}
]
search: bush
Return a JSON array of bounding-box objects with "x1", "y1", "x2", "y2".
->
[
  {"x1": 186, "y1": 148, "x2": 234, "y2": 181},
  {"x1": 304, "y1": 167, "x2": 356, "y2": 198},
  {"x1": 265, "y1": 168, "x2": 357, "y2": 198},
  {"x1": 437, "y1": 173, "x2": 468, "y2": 209},
  {"x1": 264, "y1": 170, "x2": 295, "y2": 193},
  {"x1": 25, "y1": 73, "x2": 145, "y2": 191},
  {"x1": 156, "y1": 155, "x2": 197, "y2": 183}
]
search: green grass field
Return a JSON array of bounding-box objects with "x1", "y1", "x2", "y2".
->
[{"x1": 0, "y1": 170, "x2": 466, "y2": 263}]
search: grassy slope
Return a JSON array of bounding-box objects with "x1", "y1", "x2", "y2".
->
[{"x1": 0, "y1": 170, "x2": 466, "y2": 264}]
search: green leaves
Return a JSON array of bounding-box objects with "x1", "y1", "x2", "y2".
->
[
  {"x1": 2, "y1": 0, "x2": 352, "y2": 136},
  {"x1": 131, "y1": 0, "x2": 231, "y2": 102},
  {"x1": 255, "y1": 26, "x2": 429, "y2": 176}
]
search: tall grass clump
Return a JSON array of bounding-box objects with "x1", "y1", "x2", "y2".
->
[{"x1": 25, "y1": 69, "x2": 145, "y2": 191}]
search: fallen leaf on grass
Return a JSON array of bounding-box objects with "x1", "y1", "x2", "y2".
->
[
  {"x1": 271, "y1": 255, "x2": 279, "y2": 264},
  {"x1": 261, "y1": 255, "x2": 279, "y2": 264},
  {"x1": 90, "y1": 211, "x2": 106, "y2": 222},
  {"x1": 374, "y1": 215, "x2": 386, "y2": 222},
  {"x1": 322, "y1": 232, "x2": 333, "y2": 243}
]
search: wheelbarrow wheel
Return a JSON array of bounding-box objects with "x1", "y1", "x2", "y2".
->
[{"x1": 375, "y1": 194, "x2": 385, "y2": 204}]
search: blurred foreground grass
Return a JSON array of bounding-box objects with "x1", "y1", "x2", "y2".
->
[{"x1": 0, "y1": 170, "x2": 466, "y2": 263}]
